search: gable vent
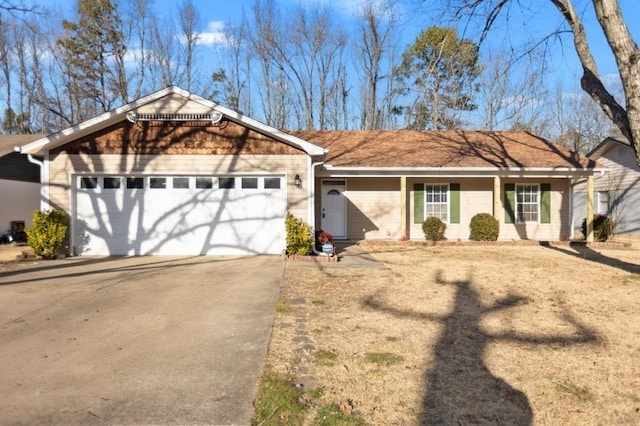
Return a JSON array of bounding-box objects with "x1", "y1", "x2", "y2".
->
[{"x1": 126, "y1": 112, "x2": 223, "y2": 124}]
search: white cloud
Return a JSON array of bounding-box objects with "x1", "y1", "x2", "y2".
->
[{"x1": 178, "y1": 20, "x2": 229, "y2": 47}]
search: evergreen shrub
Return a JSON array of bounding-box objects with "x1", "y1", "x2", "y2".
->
[
  {"x1": 469, "y1": 213, "x2": 499, "y2": 241},
  {"x1": 581, "y1": 214, "x2": 614, "y2": 242},
  {"x1": 422, "y1": 217, "x2": 446, "y2": 241},
  {"x1": 26, "y1": 210, "x2": 68, "y2": 259},
  {"x1": 285, "y1": 213, "x2": 314, "y2": 255}
]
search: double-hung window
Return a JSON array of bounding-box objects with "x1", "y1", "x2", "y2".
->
[
  {"x1": 516, "y1": 184, "x2": 539, "y2": 223},
  {"x1": 425, "y1": 184, "x2": 449, "y2": 222},
  {"x1": 597, "y1": 191, "x2": 610, "y2": 215}
]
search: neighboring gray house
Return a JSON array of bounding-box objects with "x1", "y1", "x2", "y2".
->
[
  {"x1": 574, "y1": 136, "x2": 640, "y2": 236},
  {"x1": 0, "y1": 135, "x2": 44, "y2": 234}
]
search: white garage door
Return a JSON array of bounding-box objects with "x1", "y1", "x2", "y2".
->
[{"x1": 73, "y1": 175, "x2": 287, "y2": 255}]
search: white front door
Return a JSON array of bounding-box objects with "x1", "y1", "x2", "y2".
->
[{"x1": 321, "y1": 180, "x2": 346, "y2": 238}]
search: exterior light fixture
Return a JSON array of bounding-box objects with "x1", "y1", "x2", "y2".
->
[{"x1": 294, "y1": 174, "x2": 302, "y2": 188}]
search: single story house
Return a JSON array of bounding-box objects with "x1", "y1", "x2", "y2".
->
[
  {"x1": 17, "y1": 86, "x2": 602, "y2": 256},
  {"x1": 0, "y1": 134, "x2": 45, "y2": 235},
  {"x1": 573, "y1": 136, "x2": 640, "y2": 235}
]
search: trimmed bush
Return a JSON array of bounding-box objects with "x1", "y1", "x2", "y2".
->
[
  {"x1": 469, "y1": 213, "x2": 499, "y2": 241},
  {"x1": 26, "y1": 209, "x2": 68, "y2": 259},
  {"x1": 285, "y1": 213, "x2": 314, "y2": 255},
  {"x1": 422, "y1": 216, "x2": 446, "y2": 241},
  {"x1": 581, "y1": 214, "x2": 614, "y2": 242}
]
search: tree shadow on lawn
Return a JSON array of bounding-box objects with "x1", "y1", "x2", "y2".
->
[
  {"x1": 363, "y1": 270, "x2": 601, "y2": 425},
  {"x1": 539, "y1": 242, "x2": 640, "y2": 275}
]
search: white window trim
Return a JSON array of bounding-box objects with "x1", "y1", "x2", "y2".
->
[
  {"x1": 515, "y1": 183, "x2": 540, "y2": 224},
  {"x1": 596, "y1": 190, "x2": 610, "y2": 215},
  {"x1": 424, "y1": 183, "x2": 450, "y2": 224}
]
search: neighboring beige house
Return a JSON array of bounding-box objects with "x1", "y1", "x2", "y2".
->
[
  {"x1": 574, "y1": 136, "x2": 640, "y2": 236},
  {"x1": 17, "y1": 86, "x2": 602, "y2": 256}
]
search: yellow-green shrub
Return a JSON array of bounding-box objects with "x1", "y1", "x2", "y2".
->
[
  {"x1": 285, "y1": 213, "x2": 313, "y2": 255},
  {"x1": 469, "y1": 213, "x2": 499, "y2": 241},
  {"x1": 422, "y1": 216, "x2": 446, "y2": 241},
  {"x1": 26, "y1": 210, "x2": 68, "y2": 259}
]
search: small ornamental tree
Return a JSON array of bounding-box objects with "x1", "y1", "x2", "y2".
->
[
  {"x1": 285, "y1": 213, "x2": 314, "y2": 255},
  {"x1": 581, "y1": 215, "x2": 614, "y2": 242},
  {"x1": 469, "y1": 213, "x2": 499, "y2": 241},
  {"x1": 422, "y1": 217, "x2": 446, "y2": 241},
  {"x1": 26, "y1": 210, "x2": 68, "y2": 259}
]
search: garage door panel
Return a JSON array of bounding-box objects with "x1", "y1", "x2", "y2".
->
[{"x1": 74, "y1": 176, "x2": 287, "y2": 256}]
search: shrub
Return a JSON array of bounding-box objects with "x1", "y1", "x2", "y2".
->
[
  {"x1": 581, "y1": 214, "x2": 614, "y2": 242},
  {"x1": 469, "y1": 213, "x2": 499, "y2": 241},
  {"x1": 285, "y1": 213, "x2": 314, "y2": 255},
  {"x1": 26, "y1": 209, "x2": 68, "y2": 259},
  {"x1": 422, "y1": 216, "x2": 446, "y2": 241}
]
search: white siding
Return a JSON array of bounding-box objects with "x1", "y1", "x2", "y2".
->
[{"x1": 0, "y1": 179, "x2": 40, "y2": 230}]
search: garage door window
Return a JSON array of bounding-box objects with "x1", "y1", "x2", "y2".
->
[
  {"x1": 242, "y1": 177, "x2": 258, "y2": 189},
  {"x1": 150, "y1": 177, "x2": 167, "y2": 189},
  {"x1": 219, "y1": 177, "x2": 235, "y2": 189},
  {"x1": 127, "y1": 177, "x2": 144, "y2": 189},
  {"x1": 264, "y1": 177, "x2": 281, "y2": 189},
  {"x1": 173, "y1": 177, "x2": 190, "y2": 189},
  {"x1": 80, "y1": 177, "x2": 98, "y2": 189},
  {"x1": 195, "y1": 177, "x2": 213, "y2": 189},
  {"x1": 104, "y1": 177, "x2": 121, "y2": 189}
]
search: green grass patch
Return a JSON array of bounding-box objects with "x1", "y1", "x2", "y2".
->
[
  {"x1": 312, "y1": 299, "x2": 326, "y2": 305},
  {"x1": 385, "y1": 336, "x2": 399, "y2": 342},
  {"x1": 364, "y1": 352, "x2": 404, "y2": 367},
  {"x1": 553, "y1": 380, "x2": 593, "y2": 402},
  {"x1": 316, "y1": 403, "x2": 369, "y2": 426},
  {"x1": 251, "y1": 371, "x2": 307, "y2": 425},
  {"x1": 275, "y1": 298, "x2": 293, "y2": 314},
  {"x1": 314, "y1": 349, "x2": 339, "y2": 366}
]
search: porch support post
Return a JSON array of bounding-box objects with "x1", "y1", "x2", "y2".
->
[
  {"x1": 400, "y1": 176, "x2": 408, "y2": 239},
  {"x1": 586, "y1": 175, "x2": 594, "y2": 242},
  {"x1": 493, "y1": 176, "x2": 501, "y2": 220}
]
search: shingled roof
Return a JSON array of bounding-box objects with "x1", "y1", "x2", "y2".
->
[
  {"x1": 0, "y1": 134, "x2": 46, "y2": 157},
  {"x1": 292, "y1": 130, "x2": 596, "y2": 169}
]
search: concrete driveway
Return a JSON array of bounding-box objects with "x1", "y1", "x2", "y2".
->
[{"x1": 0, "y1": 255, "x2": 283, "y2": 425}]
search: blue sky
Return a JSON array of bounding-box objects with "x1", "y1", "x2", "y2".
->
[
  {"x1": 37, "y1": 0, "x2": 640, "y2": 132},
  {"x1": 45, "y1": 0, "x2": 639, "y2": 87}
]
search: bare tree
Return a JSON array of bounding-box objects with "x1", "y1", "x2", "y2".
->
[
  {"x1": 478, "y1": 49, "x2": 549, "y2": 132},
  {"x1": 551, "y1": 81, "x2": 619, "y2": 154},
  {"x1": 445, "y1": 0, "x2": 640, "y2": 165},
  {"x1": 247, "y1": 0, "x2": 291, "y2": 128},
  {"x1": 178, "y1": 0, "x2": 200, "y2": 92},
  {"x1": 213, "y1": 23, "x2": 252, "y2": 114},
  {"x1": 148, "y1": 15, "x2": 179, "y2": 89},
  {"x1": 355, "y1": 0, "x2": 399, "y2": 130}
]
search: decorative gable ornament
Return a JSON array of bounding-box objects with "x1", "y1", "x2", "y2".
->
[{"x1": 126, "y1": 111, "x2": 223, "y2": 125}]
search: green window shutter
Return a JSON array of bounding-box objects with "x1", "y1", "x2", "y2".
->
[
  {"x1": 540, "y1": 183, "x2": 551, "y2": 224},
  {"x1": 504, "y1": 183, "x2": 516, "y2": 224},
  {"x1": 413, "y1": 183, "x2": 424, "y2": 224},
  {"x1": 450, "y1": 183, "x2": 460, "y2": 224}
]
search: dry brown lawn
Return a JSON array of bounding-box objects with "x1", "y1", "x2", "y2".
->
[{"x1": 269, "y1": 242, "x2": 640, "y2": 425}]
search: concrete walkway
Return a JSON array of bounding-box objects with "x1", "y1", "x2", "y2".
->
[{"x1": 0, "y1": 255, "x2": 283, "y2": 425}]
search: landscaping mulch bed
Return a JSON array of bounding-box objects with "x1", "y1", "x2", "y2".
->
[{"x1": 263, "y1": 242, "x2": 640, "y2": 424}]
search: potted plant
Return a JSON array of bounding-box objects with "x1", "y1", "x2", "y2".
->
[{"x1": 315, "y1": 229, "x2": 335, "y2": 256}]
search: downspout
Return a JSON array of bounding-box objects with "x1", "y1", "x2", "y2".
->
[
  {"x1": 308, "y1": 157, "x2": 329, "y2": 256},
  {"x1": 26, "y1": 154, "x2": 48, "y2": 211},
  {"x1": 16, "y1": 146, "x2": 46, "y2": 211}
]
